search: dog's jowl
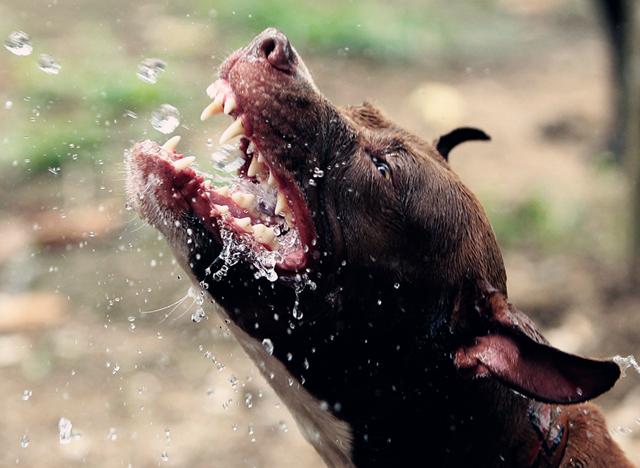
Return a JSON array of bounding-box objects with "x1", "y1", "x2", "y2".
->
[{"x1": 126, "y1": 29, "x2": 632, "y2": 467}]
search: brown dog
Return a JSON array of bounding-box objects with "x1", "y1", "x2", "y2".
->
[{"x1": 126, "y1": 29, "x2": 632, "y2": 467}]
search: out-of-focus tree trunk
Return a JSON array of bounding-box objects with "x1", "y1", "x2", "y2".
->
[
  {"x1": 626, "y1": 2, "x2": 640, "y2": 286},
  {"x1": 595, "y1": 0, "x2": 630, "y2": 162}
]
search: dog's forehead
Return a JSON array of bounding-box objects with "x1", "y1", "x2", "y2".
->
[{"x1": 342, "y1": 105, "x2": 444, "y2": 166}]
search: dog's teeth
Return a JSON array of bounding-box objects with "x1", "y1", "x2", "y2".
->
[
  {"x1": 247, "y1": 156, "x2": 262, "y2": 177},
  {"x1": 213, "y1": 204, "x2": 229, "y2": 215},
  {"x1": 214, "y1": 186, "x2": 230, "y2": 197},
  {"x1": 219, "y1": 118, "x2": 245, "y2": 144},
  {"x1": 200, "y1": 98, "x2": 223, "y2": 121},
  {"x1": 231, "y1": 192, "x2": 256, "y2": 210},
  {"x1": 267, "y1": 171, "x2": 275, "y2": 186},
  {"x1": 275, "y1": 192, "x2": 287, "y2": 216},
  {"x1": 235, "y1": 217, "x2": 252, "y2": 231},
  {"x1": 257, "y1": 153, "x2": 265, "y2": 163},
  {"x1": 173, "y1": 156, "x2": 195, "y2": 170},
  {"x1": 252, "y1": 223, "x2": 277, "y2": 247},
  {"x1": 161, "y1": 135, "x2": 181, "y2": 152},
  {"x1": 206, "y1": 82, "x2": 218, "y2": 99},
  {"x1": 223, "y1": 95, "x2": 237, "y2": 115}
]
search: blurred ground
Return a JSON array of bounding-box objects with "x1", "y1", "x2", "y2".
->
[{"x1": 1, "y1": 0, "x2": 639, "y2": 466}]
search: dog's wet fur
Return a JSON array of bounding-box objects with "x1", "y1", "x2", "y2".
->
[{"x1": 126, "y1": 29, "x2": 632, "y2": 467}]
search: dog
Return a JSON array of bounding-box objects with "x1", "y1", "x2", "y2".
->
[{"x1": 126, "y1": 28, "x2": 632, "y2": 467}]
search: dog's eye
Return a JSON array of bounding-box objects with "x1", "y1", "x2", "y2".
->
[{"x1": 373, "y1": 158, "x2": 391, "y2": 180}]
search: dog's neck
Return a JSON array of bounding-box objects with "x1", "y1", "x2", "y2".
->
[{"x1": 217, "y1": 269, "x2": 569, "y2": 466}]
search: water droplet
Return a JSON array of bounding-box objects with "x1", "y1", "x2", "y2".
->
[
  {"x1": 4, "y1": 31, "x2": 32, "y2": 56},
  {"x1": 38, "y1": 54, "x2": 61, "y2": 75},
  {"x1": 393, "y1": 282, "x2": 400, "y2": 289},
  {"x1": 308, "y1": 178, "x2": 317, "y2": 186},
  {"x1": 262, "y1": 338, "x2": 274, "y2": 355},
  {"x1": 21, "y1": 389, "x2": 32, "y2": 401},
  {"x1": 244, "y1": 392, "x2": 253, "y2": 409},
  {"x1": 106, "y1": 427, "x2": 118, "y2": 441},
  {"x1": 313, "y1": 167, "x2": 324, "y2": 178},
  {"x1": 150, "y1": 104, "x2": 180, "y2": 134},
  {"x1": 278, "y1": 421, "x2": 288, "y2": 433},
  {"x1": 5, "y1": 100, "x2": 13, "y2": 110},
  {"x1": 58, "y1": 417, "x2": 73, "y2": 444},
  {"x1": 19, "y1": 434, "x2": 30, "y2": 448},
  {"x1": 160, "y1": 451, "x2": 169, "y2": 462},
  {"x1": 191, "y1": 307, "x2": 206, "y2": 323},
  {"x1": 137, "y1": 58, "x2": 166, "y2": 84}
]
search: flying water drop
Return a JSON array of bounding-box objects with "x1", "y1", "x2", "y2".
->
[
  {"x1": 137, "y1": 58, "x2": 166, "y2": 84},
  {"x1": 151, "y1": 104, "x2": 180, "y2": 134},
  {"x1": 4, "y1": 31, "x2": 32, "y2": 56},
  {"x1": 262, "y1": 338, "x2": 274, "y2": 355},
  {"x1": 58, "y1": 417, "x2": 73, "y2": 444},
  {"x1": 38, "y1": 54, "x2": 61, "y2": 75}
]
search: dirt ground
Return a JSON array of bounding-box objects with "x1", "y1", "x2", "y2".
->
[{"x1": 2, "y1": 7, "x2": 640, "y2": 468}]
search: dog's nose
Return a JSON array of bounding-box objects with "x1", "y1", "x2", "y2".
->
[{"x1": 256, "y1": 28, "x2": 296, "y2": 73}]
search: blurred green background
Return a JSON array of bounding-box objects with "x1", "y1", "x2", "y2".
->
[{"x1": 1, "y1": 0, "x2": 639, "y2": 466}]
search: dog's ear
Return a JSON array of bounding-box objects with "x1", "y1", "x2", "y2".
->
[
  {"x1": 435, "y1": 127, "x2": 490, "y2": 160},
  {"x1": 454, "y1": 282, "x2": 620, "y2": 404}
]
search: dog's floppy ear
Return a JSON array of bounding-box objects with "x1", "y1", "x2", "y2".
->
[
  {"x1": 454, "y1": 281, "x2": 620, "y2": 404},
  {"x1": 435, "y1": 127, "x2": 490, "y2": 160}
]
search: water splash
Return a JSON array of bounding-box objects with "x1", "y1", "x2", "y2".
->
[
  {"x1": 4, "y1": 31, "x2": 32, "y2": 56},
  {"x1": 207, "y1": 226, "x2": 245, "y2": 281},
  {"x1": 613, "y1": 355, "x2": 640, "y2": 377}
]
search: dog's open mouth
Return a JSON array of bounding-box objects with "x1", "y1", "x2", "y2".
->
[{"x1": 127, "y1": 77, "x2": 315, "y2": 275}]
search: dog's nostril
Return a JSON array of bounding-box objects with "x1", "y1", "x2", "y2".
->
[
  {"x1": 257, "y1": 31, "x2": 294, "y2": 72},
  {"x1": 260, "y1": 38, "x2": 277, "y2": 59}
]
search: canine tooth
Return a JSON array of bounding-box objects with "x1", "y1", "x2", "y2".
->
[
  {"x1": 257, "y1": 153, "x2": 265, "y2": 163},
  {"x1": 223, "y1": 95, "x2": 237, "y2": 115},
  {"x1": 206, "y1": 82, "x2": 218, "y2": 99},
  {"x1": 235, "y1": 217, "x2": 252, "y2": 231},
  {"x1": 267, "y1": 171, "x2": 276, "y2": 186},
  {"x1": 275, "y1": 192, "x2": 288, "y2": 216},
  {"x1": 200, "y1": 97, "x2": 223, "y2": 121},
  {"x1": 173, "y1": 156, "x2": 195, "y2": 170},
  {"x1": 213, "y1": 204, "x2": 229, "y2": 215},
  {"x1": 219, "y1": 118, "x2": 245, "y2": 144},
  {"x1": 161, "y1": 135, "x2": 181, "y2": 152},
  {"x1": 231, "y1": 192, "x2": 256, "y2": 209},
  {"x1": 247, "y1": 156, "x2": 262, "y2": 177}
]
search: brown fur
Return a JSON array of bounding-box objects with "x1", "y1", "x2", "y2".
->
[{"x1": 126, "y1": 29, "x2": 633, "y2": 467}]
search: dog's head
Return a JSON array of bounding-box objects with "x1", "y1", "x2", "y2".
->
[{"x1": 126, "y1": 28, "x2": 619, "y2": 407}]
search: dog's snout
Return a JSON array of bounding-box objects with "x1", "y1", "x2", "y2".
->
[{"x1": 255, "y1": 28, "x2": 296, "y2": 73}]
